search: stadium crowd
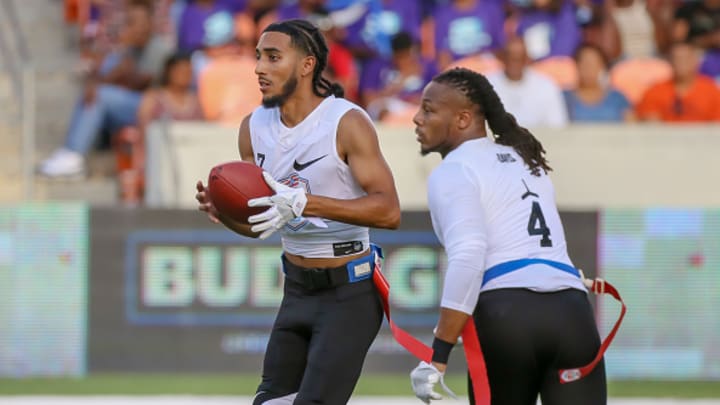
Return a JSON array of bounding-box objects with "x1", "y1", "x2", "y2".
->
[{"x1": 44, "y1": 0, "x2": 720, "y2": 199}]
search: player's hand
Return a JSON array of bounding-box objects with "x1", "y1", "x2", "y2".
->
[
  {"x1": 196, "y1": 180, "x2": 220, "y2": 224},
  {"x1": 410, "y1": 361, "x2": 458, "y2": 404},
  {"x1": 247, "y1": 172, "x2": 307, "y2": 239}
]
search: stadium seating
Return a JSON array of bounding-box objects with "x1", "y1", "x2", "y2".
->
[
  {"x1": 530, "y1": 56, "x2": 579, "y2": 90},
  {"x1": 610, "y1": 57, "x2": 673, "y2": 104}
]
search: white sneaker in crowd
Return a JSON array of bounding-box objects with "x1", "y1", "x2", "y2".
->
[{"x1": 38, "y1": 148, "x2": 86, "y2": 178}]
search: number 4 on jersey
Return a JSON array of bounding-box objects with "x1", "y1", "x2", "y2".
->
[{"x1": 527, "y1": 201, "x2": 553, "y2": 247}]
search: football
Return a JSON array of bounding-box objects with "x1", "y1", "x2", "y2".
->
[{"x1": 207, "y1": 161, "x2": 274, "y2": 223}]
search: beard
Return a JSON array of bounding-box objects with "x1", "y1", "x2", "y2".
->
[{"x1": 262, "y1": 75, "x2": 299, "y2": 108}]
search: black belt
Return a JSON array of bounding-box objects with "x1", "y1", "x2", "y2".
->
[{"x1": 281, "y1": 255, "x2": 352, "y2": 290}]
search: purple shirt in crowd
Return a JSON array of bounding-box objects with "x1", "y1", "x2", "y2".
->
[
  {"x1": 515, "y1": 0, "x2": 581, "y2": 60},
  {"x1": 359, "y1": 57, "x2": 438, "y2": 99},
  {"x1": 433, "y1": 0, "x2": 506, "y2": 61},
  {"x1": 177, "y1": 0, "x2": 243, "y2": 52},
  {"x1": 701, "y1": 49, "x2": 720, "y2": 82},
  {"x1": 276, "y1": 3, "x2": 306, "y2": 21},
  {"x1": 342, "y1": 0, "x2": 423, "y2": 52}
]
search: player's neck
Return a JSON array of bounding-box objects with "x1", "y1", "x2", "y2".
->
[
  {"x1": 442, "y1": 132, "x2": 487, "y2": 158},
  {"x1": 279, "y1": 93, "x2": 326, "y2": 128}
]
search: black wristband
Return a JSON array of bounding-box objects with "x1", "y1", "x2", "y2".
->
[{"x1": 431, "y1": 337, "x2": 455, "y2": 364}]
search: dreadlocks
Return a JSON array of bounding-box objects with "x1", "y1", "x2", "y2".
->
[
  {"x1": 432, "y1": 67, "x2": 552, "y2": 176},
  {"x1": 262, "y1": 19, "x2": 344, "y2": 99}
]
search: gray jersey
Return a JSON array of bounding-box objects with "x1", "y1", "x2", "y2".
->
[{"x1": 249, "y1": 96, "x2": 370, "y2": 258}]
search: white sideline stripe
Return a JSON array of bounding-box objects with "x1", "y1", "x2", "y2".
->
[{"x1": 1, "y1": 397, "x2": 720, "y2": 405}]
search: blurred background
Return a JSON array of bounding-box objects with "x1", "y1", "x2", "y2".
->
[{"x1": 0, "y1": 0, "x2": 719, "y2": 403}]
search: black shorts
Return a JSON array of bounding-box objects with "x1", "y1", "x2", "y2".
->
[
  {"x1": 254, "y1": 256, "x2": 383, "y2": 405},
  {"x1": 468, "y1": 288, "x2": 606, "y2": 405}
]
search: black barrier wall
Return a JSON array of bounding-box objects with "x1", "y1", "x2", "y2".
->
[{"x1": 89, "y1": 209, "x2": 597, "y2": 373}]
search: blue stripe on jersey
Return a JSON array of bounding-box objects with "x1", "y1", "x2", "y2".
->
[{"x1": 482, "y1": 258, "x2": 580, "y2": 287}]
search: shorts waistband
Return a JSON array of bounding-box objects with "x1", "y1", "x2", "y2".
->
[
  {"x1": 282, "y1": 244, "x2": 382, "y2": 290},
  {"x1": 482, "y1": 258, "x2": 580, "y2": 287}
]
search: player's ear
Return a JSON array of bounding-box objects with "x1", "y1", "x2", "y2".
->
[
  {"x1": 301, "y1": 55, "x2": 316, "y2": 77},
  {"x1": 456, "y1": 109, "x2": 472, "y2": 130}
]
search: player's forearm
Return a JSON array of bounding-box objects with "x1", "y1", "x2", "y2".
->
[
  {"x1": 432, "y1": 307, "x2": 470, "y2": 372},
  {"x1": 303, "y1": 192, "x2": 400, "y2": 229},
  {"x1": 435, "y1": 307, "x2": 470, "y2": 348}
]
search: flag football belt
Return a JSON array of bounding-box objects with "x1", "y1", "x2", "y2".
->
[
  {"x1": 373, "y1": 254, "x2": 626, "y2": 405},
  {"x1": 482, "y1": 258, "x2": 626, "y2": 383},
  {"x1": 281, "y1": 249, "x2": 375, "y2": 291}
]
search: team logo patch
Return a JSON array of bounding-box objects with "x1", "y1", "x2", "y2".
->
[{"x1": 279, "y1": 173, "x2": 311, "y2": 193}]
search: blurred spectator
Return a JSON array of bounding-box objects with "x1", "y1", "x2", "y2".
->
[
  {"x1": 673, "y1": 0, "x2": 720, "y2": 80},
  {"x1": 577, "y1": 0, "x2": 622, "y2": 62},
  {"x1": 487, "y1": 37, "x2": 569, "y2": 127},
  {"x1": 636, "y1": 42, "x2": 720, "y2": 121},
  {"x1": 564, "y1": 43, "x2": 633, "y2": 121},
  {"x1": 39, "y1": 1, "x2": 173, "y2": 178},
  {"x1": 196, "y1": 12, "x2": 261, "y2": 124},
  {"x1": 114, "y1": 51, "x2": 204, "y2": 205},
  {"x1": 72, "y1": 0, "x2": 176, "y2": 72},
  {"x1": 177, "y1": 0, "x2": 243, "y2": 52},
  {"x1": 360, "y1": 32, "x2": 437, "y2": 121},
  {"x1": 645, "y1": 0, "x2": 677, "y2": 54},
  {"x1": 432, "y1": 0, "x2": 506, "y2": 69},
  {"x1": 612, "y1": 0, "x2": 659, "y2": 58},
  {"x1": 507, "y1": 0, "x2": 582, "y2": 61},
  {"x1": 258, "y1": 0, "x2": 326, "y2": 34},
  {"x1": 376, "y1": 0, "x2": 425, "y2": 43},
  {"x1": 136, "y1": 52, "x2": 204, "y2": 130},
  {"x1": 333, "y1": 0, "x2": 424, "y2": 60}
]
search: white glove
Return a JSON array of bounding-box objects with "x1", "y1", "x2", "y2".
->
[
  {"x1": 248, "y1": 172, "x2": 307, "y2": 239},
  {"x1": 410, "y1": 361, "x2": 458, "y2": 404}
]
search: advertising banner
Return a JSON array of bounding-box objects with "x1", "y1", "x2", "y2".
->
[
  {"x1": 89, "y1": 209, "x2": 596, "y2": 373},
  {"x1": 0, "y1": 203, "x2": 88, "y2": 377},
  {"x1": 600, "y1": 209, "x2": 720, "y2": 379}
]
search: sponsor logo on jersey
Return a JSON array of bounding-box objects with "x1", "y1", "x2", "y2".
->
[{"x1": 293, "y1": 154, "x2": 327, "y2": 171}]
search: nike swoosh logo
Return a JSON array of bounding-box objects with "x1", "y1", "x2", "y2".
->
[{"x1": 293, "y1": 155, "x2": 327, "y2": 171}]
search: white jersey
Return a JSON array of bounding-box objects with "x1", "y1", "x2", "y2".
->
[
  {"x1": 427, "y1": 137, "x2": 586, "y2": 315},
  {"x1": 249, "y1": 96, "x2": 370, "y2": 258}
]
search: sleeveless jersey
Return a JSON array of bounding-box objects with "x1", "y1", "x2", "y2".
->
[
  {"x1": 248, "y1": 96, "x2": 370, "y2": 258},
  {"x1": 427, "y1": 138, "x2": 586, "y2": 315}
]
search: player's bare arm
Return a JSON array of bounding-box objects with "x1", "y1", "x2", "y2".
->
[
  {"x1": 196, "y1": 115, "x2": 260, "y2": 238},
  {"x1": 301, "y1": 109, "x2": 401, "y2": 229}
]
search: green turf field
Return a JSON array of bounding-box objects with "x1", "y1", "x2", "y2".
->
[{"x1": 1, "y1": 374, "x2": 719, "y2": 398}]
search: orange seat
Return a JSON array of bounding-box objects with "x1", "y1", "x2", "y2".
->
[
  {"x1": 610, "y1": 57, "x2": 672, "y2": 105},
  {"x1": 447, "y1": 53, "x2": 504, "y2": 76},
  {"x1": 530, "y1": 56, "x2": 578, "y2": 90},
  {"x1": 198, "y1": 56, "x2": 261, "y2": 125}
]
